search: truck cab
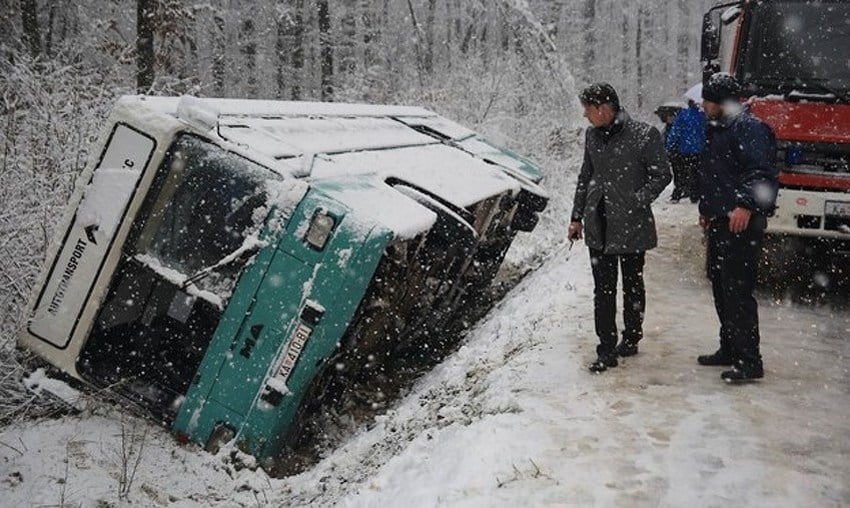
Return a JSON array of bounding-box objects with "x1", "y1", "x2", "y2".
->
[
  {"x1": 19, "y1": 96, "x2": 547, "y2": 468},
  {"x1": 701, "y1": 0, "x2": 850, "y2": 261}
]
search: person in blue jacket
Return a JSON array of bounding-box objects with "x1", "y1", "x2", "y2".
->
[
  {"x1": 696, "y1": 72, "x2": 778, "y2": 383},
  {"x1": 666, "y1": 99, "x2": 707, "y2": 202}
]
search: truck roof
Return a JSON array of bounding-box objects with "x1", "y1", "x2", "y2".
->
[{"x1": 128, "y1": 95, "x2": 438, "y2": 119}]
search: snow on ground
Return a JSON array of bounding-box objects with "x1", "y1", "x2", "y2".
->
[{"x1": 2, "y1": 191, "x2": 850, "y2": 507}]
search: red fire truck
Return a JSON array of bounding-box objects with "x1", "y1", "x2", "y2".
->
[{"x1": 701, "y1": 0, "x2": 850, "y2": 276}]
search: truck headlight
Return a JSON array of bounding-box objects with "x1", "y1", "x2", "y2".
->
[{"x1": 305, "y1": 211, "x2": 336, "y2": 250}]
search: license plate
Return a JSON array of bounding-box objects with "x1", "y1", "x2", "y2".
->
[
  {"x1": 274, "y1": 322, "x2": 313, "y2": 385},
  {"x1": 825, "y1": 200, "x2": 850, "y2": 218}
]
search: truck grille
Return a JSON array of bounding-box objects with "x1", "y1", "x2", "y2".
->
[{"x1": 778, "y1": 140, "x2": 850, "y2": 192}]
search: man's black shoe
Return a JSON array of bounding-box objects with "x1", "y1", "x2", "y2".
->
[
  {"x1": 589, "y1": 355, "x2": 618, "y2": 373},
  {"x1": 615, "y1": 340, "x2": 639, "y2": 357},
  {"x1": 721, "y1": 361, "x2": 764, "y2": 383},
  {"x1": 697, "y1": 350, "x2": 734, "y2": 366}
]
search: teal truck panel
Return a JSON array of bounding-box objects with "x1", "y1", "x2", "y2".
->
[{"x1": 172, "y1": 189, "x2": 390, "y2": 461}]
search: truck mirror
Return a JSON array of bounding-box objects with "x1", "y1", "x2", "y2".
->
[
  {"x1": 720, "y1": 6, "x2": 742, "y2": 25},
  {"x1": 701, "y1": 12, "x2": 720, "y2": 62}
]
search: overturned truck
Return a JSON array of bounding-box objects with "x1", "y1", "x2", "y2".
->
[{"x1": 18, "y1": 96, "x2": 548, "y2": 469}]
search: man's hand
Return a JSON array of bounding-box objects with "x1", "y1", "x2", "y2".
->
[
  {"x1": 728, "y1": 207, "x2": 752, "y2": 233},
  {"x1": 567, "y1": 221, "x2": 583, "y2": 241}
]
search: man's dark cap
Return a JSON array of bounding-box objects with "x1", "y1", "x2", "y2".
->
[
  {"x1": 579, "y1": 83, "x2": 620, "y2": 111},
  {"x1": 702, "y1": 72, "x2": 742, "y2": 103}
]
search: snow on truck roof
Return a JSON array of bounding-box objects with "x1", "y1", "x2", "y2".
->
[
  {"x1": 117, "y1": 95, "x2": 520, "y2": 238},
  {"x1": 130, "y1": 95, "x2": 437, "y2": 119}
]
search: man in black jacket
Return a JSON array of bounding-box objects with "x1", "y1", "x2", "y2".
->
[
  {"x1": 568, "y1": 83, "x2": 671, "y2": 373},
  {"x1": 696, "y1": 73, "x2": 778, "y2": 382}
]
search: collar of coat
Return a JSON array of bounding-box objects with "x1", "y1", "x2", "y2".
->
[{"x1": 596, "y1": 110, "x2": 630, "y2": 142}]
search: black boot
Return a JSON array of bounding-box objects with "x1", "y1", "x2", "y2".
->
[
  {"x1": 697, "y1": 349, "x2": 735, "y2": 366},
  {"x1": 615, "y1": 340, "x2": 639, "y2": 357},
  {"x1": 721, "y1": 360, "x2": 764, "y2": 383},
  {"x1": 589, "y1": 354, "x2": 618, "y2": 373}
]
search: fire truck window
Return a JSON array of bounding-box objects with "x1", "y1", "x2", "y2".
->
[{"x1": 742, "y1": 2, "x2": 850, "y2": 87}]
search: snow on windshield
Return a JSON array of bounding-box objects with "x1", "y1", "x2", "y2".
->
[{"x1": 134, "y1": 134, "x2": 289, "y2": 301}]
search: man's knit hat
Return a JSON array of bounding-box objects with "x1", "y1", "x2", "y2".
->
[{"x1": 702, "y1": 72, "x2": 741, "y2": 104}]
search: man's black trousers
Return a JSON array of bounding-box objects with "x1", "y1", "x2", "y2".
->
[
  {"x1": 670, "y1": 153, "x2": 700, "y2": 200},
  {"x1": 589, "y1": 249, "x2": 646, "y2": 356},
  {"x1": 706, "y1": 216, "x2": 766, "y2": 367}
]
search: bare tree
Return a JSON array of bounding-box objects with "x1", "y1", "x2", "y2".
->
[
  {"x1": 339, "y1": 1, "x2": 357, "y2": 74},
  {"x1": 20, "y1": 0, "x2": 40, "y2": 58},
  {"x1": 582, "y1": 0, "x2": 596, "y2": 83},
  {"x1": 240, "y1": 19, "x2": 257, "y2": 96},
  {"x1": 292, "y1": 0, "x2": 304, "y2": 100},
  {"x1": 317, "y1": 0, "x2": 333, "y2": 100},
  {"x1": 423, "y1": 0, "x2": 437, "y2": 74},
  {"x1": 136, "y1": 0, "x2": 156, "y2": 93},
  {"x1": 212, "y1": 12, "x2": 226, "y2": 95},
  {"x1": 636, "y1": 4, "x2": 646, "y2": 110}
]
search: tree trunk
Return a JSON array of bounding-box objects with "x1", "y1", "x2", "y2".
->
[
  {"x1": 677, "y1": 0, "x2": 692, "y2": 90},
  {"x1": 582, "y1": 0, "x2": 595, "y2": 82},
  {"x1": 317, "y1": 0, "x2": 333, "y2": 101},
  {"x1": 423, "y1": 0, "x2": 437, "y2": 74},
  {"x1": 292, "y1": 0, "x2": 304, "y2": 100},
  {"x1": 44, "y1": 1, "x2": 57, "y2": 58},
  {"x1": 21, "y1": 0, "x2": 41, "y2": 58},
  {"x1": 136, "y1": 0, "x2": 156, "y2": 93},
  {"x1": 339, "y1": 1, "x2": 357, "y2": 74},
  {"x1": 362, "y1": 0, "x2": 376, "y2": 71},
  {"x1": 240, "y1": 19, "x2": 257, "y2": 96},
  {"x1": 621, "y1": 11, "x2": 629, "y2": 94},
  {"x1": 276, "y1": 14, "x2": 287, "y2": 98},
  {"x1": 636, "y1": 5, "x2": 644, "y2": 110},
  {"x1": 212, "y1": 13, "x2": 226, "y2": 96},
  {"x1": 406, "y1": 0, "x2": 425, "y2": 86}
]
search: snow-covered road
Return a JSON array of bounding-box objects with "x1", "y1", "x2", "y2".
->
[{"x1": 2, "y1": 198, "x2": 849, "y2": 507}]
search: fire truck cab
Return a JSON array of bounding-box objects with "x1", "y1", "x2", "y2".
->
[{"x1": 701, "y1": 0, "x2": 850, "y2": 268}]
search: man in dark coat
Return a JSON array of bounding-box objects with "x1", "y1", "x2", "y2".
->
[
  {"x1": 696, "y1": 72, "x2": 778, "y2": 382},
  {"x1": 568, "y1": 83, "x2": 672, "y2": 373}
]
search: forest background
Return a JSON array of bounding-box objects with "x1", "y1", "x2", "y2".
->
[{"x1": 0, "y1": 0, "x2": 712, "y2": 423}]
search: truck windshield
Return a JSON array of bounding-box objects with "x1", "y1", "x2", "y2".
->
[
  {"x1": 78, "y1": 134, "x2": 280, "y2": 417},
  {"x1": 738, "y1": 1, "x2": 850, "y2": 93},
  {"x1": 136, "y1": 134, "x2": 278, "y2": 296}
]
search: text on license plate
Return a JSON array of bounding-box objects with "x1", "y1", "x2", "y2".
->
[{"x1": 825, "y1": 200, "x2": 850, "y2": 218}]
